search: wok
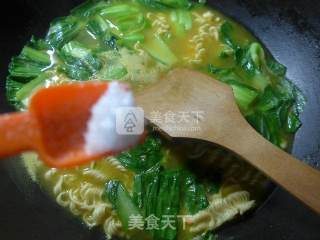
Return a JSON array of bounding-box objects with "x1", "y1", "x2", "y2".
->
[{"x1": 0, "y1": 0, "x2": 319, "y2": 239}]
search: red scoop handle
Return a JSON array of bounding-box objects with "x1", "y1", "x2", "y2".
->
[{"x1": 0, "y1": 112, "x2": 39, "y2": 158}]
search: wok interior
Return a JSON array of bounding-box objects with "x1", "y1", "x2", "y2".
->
[{"x1": 1, "y1": 0, "x2": 320, "y2": 239}]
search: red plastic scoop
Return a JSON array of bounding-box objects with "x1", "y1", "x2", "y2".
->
[{"x1": 0, "y1": 82, "x2": 114, "y2": 168}]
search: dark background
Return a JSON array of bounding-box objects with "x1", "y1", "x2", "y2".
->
[{"x1": 0, "y1": 0, "x2": 319, "y2": 239}]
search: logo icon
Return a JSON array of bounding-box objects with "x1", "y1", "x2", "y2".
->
[{"x1": 116, "y1": 107, "x2": 144, "y2": 135}]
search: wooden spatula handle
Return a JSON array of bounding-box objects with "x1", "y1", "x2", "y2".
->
[
  {"x1": 0, "y1": 112, "x2": 38, "y2": 158},
  {"x1": 214, "y1": 119, "x2": 320, "y2": 214}
]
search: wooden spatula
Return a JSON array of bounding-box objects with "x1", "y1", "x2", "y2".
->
[{"x1": 135, "y1": 68, "x2": 320, "y2": 214}]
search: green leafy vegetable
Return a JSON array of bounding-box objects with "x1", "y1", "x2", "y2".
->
[
  {"x1": 256, "y1": 84, "x2": 303, "y2": 135},
  {"x1": 9, "y1": 57, "x2": 46, "y2": 79},
  {"x1": 219, "y1": 21, "x2": 238, "y2": 51},
  {"x1": 117, "y1": 136, "x2": 163, "y2": 173},
  {"x1": 105, "y1": 180, "x2": 141, "y2": 230},
  {"x1": 21, "y1": 46, "x2": 51, "y2": 66},
  {"x1": 8, "y1": 45, "x2": 51, "y2": 81},
  {"x1": 238, "y1": 43, "x2": 273, "y2": 90},
  {"x1": 118, "y1": 34, "x2": 145, "y2": 49},
  {"x1": 60, "y1": 41, "x2": 101, "y2": 69},
  {"x1": 59, "y1": 61, "x2": 92, "y2": 80},
  {"x1": 132, "y1": 164, "x2": 161, "y2": 212},
  {"x1": 208, "y1": 65, "x2": 242, "y2": 83},
  {"x1": 208, "y1": 65, "x2": 258, "y2": 112},
  {"x1": 154, "y1": 170, "x2": 181, "y2": 240},
  {"x1": 15, "y1": 72, "x2": 52, "y2": 102},
  {"x1": 86, "y1": 4, "x2": 146, "y2": 48},
  {"x1": 87, "y1": 15, "x2": 110, "y2": 37},
  {"x1": 46, "y1": 16, "x2": 83, "y2": 48},
  {"x1": 239, "y1": 45, "x2": 261, "y2": 77},
  {"x1": 255, "y1": 86, "x2": 280, "y2": 112},
  {"x1": 104, "y1": 181, "x2": 152, "y2": 240},
  {"x1": 246, "y1": 94, "x2": 302, "y2": 147},
  {"x1": 132, "y1": 168, "x2": 183, "y2": 239},
  {"x1": 6, "y1": 77, "x2": 24, "y2": 109},
  {"x1": 6, "y1": 37, "x2": 53, "y2": 108},
  {"x1": 105, "y1": 171, "x2": 183, "y2": 240},
  {"x1": 137, "y1": 0, "x2": 194, "y2": 9},
  {"x1": 99, "y1": 4, "x2": 140, "y2": 19},
  {"x1": 182, "y1": 172, "x2": 209, "y2": 214},
  {"x1": 28, "y1": 37, "x2": 52, "y2": 50},
  {"x1": 246, "y1": 113, "x2": 271, "y2": 142},
  {"x1": 285, "y1": 109, "x2": 302, "y2": 133},
  {"x1": 216, "y1": 21, "x2": 304, "y2": 148},
  {"x1": 59, "y1": 40, "x2": 102, "y2": 80},
  {"x1": 267, "y1": 58, "x2": 287, "y2": 78},
  {"x1": 100, "y1": 63, "x2": 128, "y2": 80},
  {"x1": 249, "y1": 110, "x2": 293, "y2": 147},
  {"x1": 105, "y1": 173, "x2": 209, "y2": 240},
  {"x1": 170, "y1": 10, "x2": 192, "y2": 36},
  {"x1": 219, "y1": 22, "x2": 271, "y2": 87},
  {"x1": 116, "y1": 15, "x2": 148, "y2": 34},
  {"x1": 103, "y1": 36, "x2": 118, "y2": 51},
  {"x1": 227, "y1": 80, "x2": 259, "y2": 112},
  {"x1": 143, "y1": 173, "x2": 161, "y2": 220},
  {"x1": 136, "y1": 165, "x2": 216, "y2": 239},
  {"x1": 87, "y1": 15, "x2": 120, "y2": 50},
  {"x1": 143, "y1": 35, "x2": 178, "y2": 66},
  {"x1": 71, "y1": 0, "x2": 110, "y2": 17}
]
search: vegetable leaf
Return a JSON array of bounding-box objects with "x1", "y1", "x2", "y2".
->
[
  {"x1": 71, "y1": 0, "x2": 110, "y2": 17},
  {"x1": 267, "y1": 58, "x2": 287, "y2": 78},
  {"x1": 132, "y1": 164, "x2": 161, "y2": 213},
  {"x1": 59, "y1": 40, "x2": 102, "y2": 80},
  {"x1": 46, "y1": 16, "x2": 83, "y2": 48},
  {"x1": 227, "y1": 80, "x2": 259, "y2": 112},
  {"x1": 6, "y1": 77, "x2": 24, "y2": 109},
  {"x1": 99, "y1": 4, "x2": 140, "y2": 19},
  {"x1": 154, "y1": 170, "x2": 181, "y2": 240},
  {"x1": 170, "y1": 10, "x2": 193, "y2": 36},
  {"x1": 143, "y1": 35, "x2": 178, "y2": 66},
  {"x1": 104, "y1": 180, "x2": 141, "y2": 231},
  {"x1": 117, "y1": 136, "x2": 163, "y2": 173},
  {"x1": 9, "y1": 57, "x2": 46, "y2": 79},
  {"x1": 182, "y1": 172, "x2": 209, "y2": 215},
  {"x1": 15, "y1": 72, "x2": 52, "y2": 102},
  {"x1": 8, "y1": 40, "x2": 52, "y2": 81},
  {"x1": 87, "y1": 15, "x2": 110, "y2": 37},
  {"x1": 137, "y1": 0, "x2": 194, "y2": 9},
  {"x1": 219, "y1": 21, "x2": 238, "y2": 51}
]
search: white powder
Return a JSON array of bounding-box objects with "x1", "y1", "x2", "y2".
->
[{"x1": 84, "y1": 81, "x2": 142, "y2": 155}]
